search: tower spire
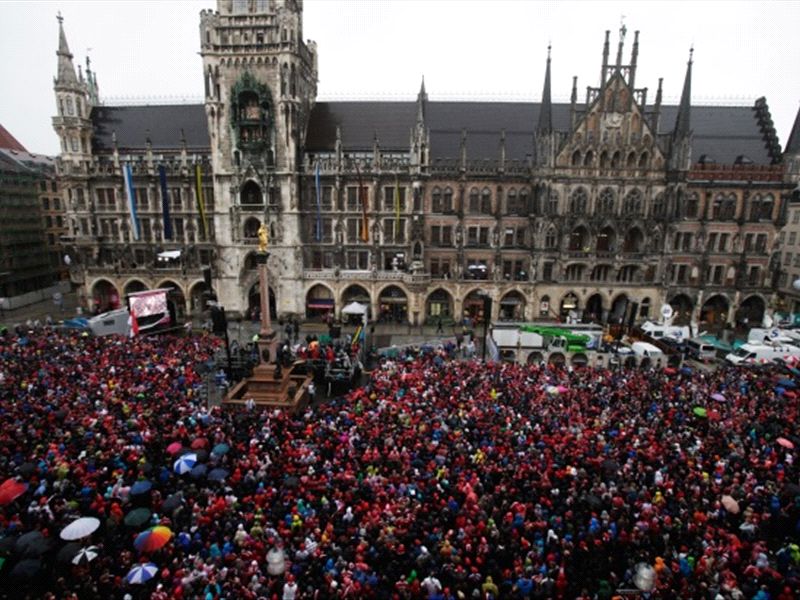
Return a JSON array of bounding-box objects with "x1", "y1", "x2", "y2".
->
[
  {"x1": 674, "y1": 47, "x2": 693, "y2": 139},
  {"x1": 416, "y1": 75, "x2": 428, "y2": 125},
  {"x1": 537, "y1": 45, "x2": 553, "y2": 134},
  {"x1": 55, "y1": 12, "x2": 79, "y2": 86}
]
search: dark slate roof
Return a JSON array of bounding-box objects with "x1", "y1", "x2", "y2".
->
[
  {"x1": 88, "y1": 99, "x2": 778, "y2": 165},
  {"x1": 307, "y1": 100, "x2": 776, "y2": 166},
  {"x1": 90, "y1": 105, "x2": 209, "y2": 152},
  {"x1": 785, "y1": 106, "x2": 800, "y2": 155}
]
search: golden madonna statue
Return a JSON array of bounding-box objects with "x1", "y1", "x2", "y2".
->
[{"x1": 258, "y1": 222, "x2": 269, "y2": 252}]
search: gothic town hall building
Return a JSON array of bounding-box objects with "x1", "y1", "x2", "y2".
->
[{"x1": 53, "y1": 0, "x2": 799, "y2": 331}]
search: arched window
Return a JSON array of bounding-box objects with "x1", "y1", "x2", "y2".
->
[
  {"x1": 545, "y1": 228, "x2": 557, "y2": 249},
  {"x1": 431, "y1": 186, "x2": 442, "y2": 212},
  {"x1": 240, "y1": 180, "x2": 262, "y2": 206},
  {"x1": 506, "y1": 188, "x2": 517, "y2": 215},
  {"x1": 599, "y1": 151, "x2": 609, "y2": 169},
  {"x1": 598, "y1": 187, "x2": 615, "y2": 215},
  {"x1": 623, "y1": 189, "x2": 643, "y2": 216},
  {"x1": 547, "y1": 190, "x2": 559, "y2": 215},
  {"x1": 571, "y1": 150, "x2": 581, "y2": 166},
  {"x1": 626, "y1": 152, "x2": 637, "y2": 168},
  {"x1": 638, "y1": 152, "x2": 649, "y2": 168},
  {"x1": 443, "y1": 187, "x2": 453, "y2": 212},
  {"x1": 480, "y1": 187, "x2": 492, "y2": 214},
  {"x1": 652, "y1": 193, "x2": 666, "y2": 218},
  {"x1": 243, "y1": 217, "x2": 260, "y2": 239},
  {"x1": 759, "y1": 194, "x2": 774, "y2": 220},
  {"x1": 584, "y1": 151, "x2": 594, "y2": 167},
  {"x1": 685, "y1": 193, "x2": 699, "y2": 218},
  {"x1": 519, "y1": 188, "x2": 529, "y2": 215},
  {"x1": 469, "y1": 187, "x2": 479, "y2": 213},
  {"x1": 570, "y1": 187, "x2": 588, "y2": 213},
  {"x1": 611, "y1": 151, "x2": 621, "y2": 169}
]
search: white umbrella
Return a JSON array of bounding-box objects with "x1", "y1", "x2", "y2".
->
[
  {"x1": 72, "y1": 545, "x2": 99, "y2": 565},
  {"x1": 126, "y1": 562, "x2": 158, "y2": 584},
  {"x1": 173, "y1": 453, "x2": 198, "y2": 475},
  {"x1": 60, "y1": 517, "x2": 100, "y2": 541},
  {"x1": 341, "y1": 301, "x2": 367, "y2": 315}
]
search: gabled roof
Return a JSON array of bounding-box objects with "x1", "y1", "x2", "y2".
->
[
  {"x1": 0, "y1": 123, "x2": 28, "y2": 152},
  {"x1": 90, "y1": 105, "x2": 209, "y2": 152}
]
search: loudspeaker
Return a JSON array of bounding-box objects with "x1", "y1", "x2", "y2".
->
[
  {"x1": 210, "y1": 305, "x2": 227, "y2": 335},
  {"x1": 627, "y1": 302, "x2": 639, "y2": 328}
]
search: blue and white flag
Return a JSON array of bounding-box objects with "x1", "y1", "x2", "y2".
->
[{"x1": 123, "y1": 163, "x2": 140, "y2": 240}]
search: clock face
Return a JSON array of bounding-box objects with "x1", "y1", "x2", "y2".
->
[{"x1": 604, "y1": 113, "x2": 623, "y2": 127}]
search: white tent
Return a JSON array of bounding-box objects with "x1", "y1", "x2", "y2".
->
[{"x1": 341, "y1": 301, "x2": 368, "y2": 315}]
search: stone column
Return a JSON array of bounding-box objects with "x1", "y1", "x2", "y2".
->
[{"x1": 257, "y1": 252, "x2": 278, "y2": 364}]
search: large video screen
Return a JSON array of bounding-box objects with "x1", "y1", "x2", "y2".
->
[{"x1": 129, "y1": 289, "x2": 168, "y2": 318}]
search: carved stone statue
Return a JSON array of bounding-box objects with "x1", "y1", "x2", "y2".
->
[{"x1": 258, "y1": 222, "x2": 269, "y2": 252}]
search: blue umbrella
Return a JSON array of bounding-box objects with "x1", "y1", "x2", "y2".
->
[
  {"x1": 130, "y1": 480, "x2": 152, "y2": 496},
  {"x1": 125, "y1": 562, "x2": 158, "y2": 584},
  {"x1": 190, "y1": 464, "x2": 207, "y2": 479},
  {"x1": 207, "y1": 468, "x2": 229, "y2": 482},
  {"x1": 777, "y1": 378, "x2": 797, "y2": 389},
  {"x1": 211, "y1": 443, "x2": 230, "y2": 456},
  {"x1": 173, "y1": 453, "x2": 197, "y2": 475},
  {"x1": 680, "y1": 367, "x2": 693, "y2": 376}
]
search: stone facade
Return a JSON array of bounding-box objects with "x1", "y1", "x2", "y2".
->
[{"x1": 53, "y1": 2, "x2": 798, "y2": 331}]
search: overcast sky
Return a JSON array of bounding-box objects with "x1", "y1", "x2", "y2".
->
[{"x1": 1, "y1": 0, "x2": 798, "y2": 156}]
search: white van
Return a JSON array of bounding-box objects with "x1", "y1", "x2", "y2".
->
[
  {"x1": 640, "y1": 321, "x2": 694, "y2": 342},
  {"x1": 725, "y1": 342, "x2": 800, "y2": 366},
  {"x1": 686, "y1": 338, "x2": 717, "y2": 362},
  {"x1": 87, "y1": 309, "x2": 130, "y2": 337},
  {"x1": 632, "y1": 341, "x2": 665, "y2": 367}
]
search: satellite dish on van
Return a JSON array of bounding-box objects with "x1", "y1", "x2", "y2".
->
[{"x1": 660, "y1": 304, "x2": 674, "y2": 321}]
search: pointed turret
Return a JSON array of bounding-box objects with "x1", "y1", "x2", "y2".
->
[
  {"x1": 537, "y1": 46, "x2": 553, "y2": 134},
  {"x1": 416, "y1": 76, "x2": 428, "y2": 126},
  {"x1": 55, "y1": 13, "x2": 79, "y2": 87},
  {"x1": 673, "y1": 48, "x2": 693, "y2": 140},
  {"x1": 629, "y1": 31, "x2": 639, "y2": 95},
  {"x1": 785, "y1": 105, "x2": 800, "y2": 155}
]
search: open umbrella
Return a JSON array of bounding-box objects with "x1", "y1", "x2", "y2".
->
[
  {"x1": 17, "y1": 463, "x2": 36, "y2": 478},
  {"x1": 680, "y1": 366, "x2": 693, "y2": 376},
  {"x1": 633, "y1": 563, "x2": 656, "y2": 592},
  {"x1": 721, "y1": 495, "x2": 740, "y2": 514},
  {"x1": 211, "y1": 443, "x2": 230, "y2": 456},
  {"x1": 72, "y1": 545, "x2": 100, "y2": 565},
  {"x1": 207, "y1": 468, "x2": 229, "y2": 482},
  {"x1": 162, "y1": 493, "x2": 183, "y2": 514},
  {"x1": 0, "y1": 479, "x2": 28, "y2": 506},
  {"x1": 777, "y1": 378, "x2": 797, "y2": 389},
  {"x1": 777, "y1": 437, "x2": 794, "y2": 449},
  {"x1": 166, "y1": 442, "x2": 183, "y2": 455},
  {"x1": 173, "y1": 453, "x2": 197, "y2": 475},
  {"x1": 190, "y1": 464, "x2": 207, "y2": 479},
  {"x1": 130, "y1": 480, "x2": 152, "y2": 496},
  {"x1": 15, "y1": 531, "x2": 52, "y2": 557},
  {"x1": 125, "y1": 562, "x2": 158, "y2": 584},
  {"x1": 10, "y1": 558, "x2": 41, "y2": 580},
  {"x1": 60, "y1": 517, "x2": 100, "y2": 541},
  {"x1": 693, "y1": 406, "x2": 708, "y2": 418},
  {"x1": 190, "y1": 438, "x2": 208, "y2": 450},
  {"x1": 56, "y1": 542, "x2": 81, "y2": 564},
  {"x1": 194, "y1": 449, "x2": 209, "y2": 462},
  {"x1": 124, "y1": 508, "x2": 152, "y2": 528},
  {"x1": 711, "y1": 393, "x2": 726, "y2": 403},
  {"x1": 134, "y1": 526, "x2": 173, "y2": 553}
]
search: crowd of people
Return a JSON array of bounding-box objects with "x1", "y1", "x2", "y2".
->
[{"x1": 0, "y1": 326, "x2": 799, "y2": 599}]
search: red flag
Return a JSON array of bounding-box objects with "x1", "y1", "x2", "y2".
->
[{"x1": 128, "y1": 309, "x2": 139, "y2": 338}]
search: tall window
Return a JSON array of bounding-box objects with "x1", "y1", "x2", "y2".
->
[
  {"x1": 623, "y1": 189, "x2": 643, "y2": 216},
  {"x1": 431, "y1": 187, "x2": 442, "y2": 213},
  {"x1": 545, "y1": 228, "x2": 557, "y2": 250},
  {"x1": 469, "y1": 188, "x2": 480, "y2": 213},
  {"x1": 383, "y1": 186, "x2": 406, "y2": 212},
  {"x1": 570, "y1": 188, "x2": 588, "y2": 213},
  {"x1": 480, "y1": 188, "x2": 492, "y2": 214},
  {"x1": 443, "y1": 187, "x2": 453, "y2": 212},
  {"x1": 597, "y1": 188, "x2": 615, "y2": 215},
  {"x1": 547, "y1": 190, "x2": 559, "y2": 215}
]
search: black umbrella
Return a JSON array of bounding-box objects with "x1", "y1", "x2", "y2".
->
[
  {"x1": 190, "y1": 464, "x2": 207, "y2": 479},
  {"x1": 124, "y1": 508, "x2": 152, "y2": 528},
  {"x1": 194, "y1": 449, "x2": 209, "y2": 462},
  {"x1": 17, "y1": 463, "x2": 37, "y2": 478},
  {"x1": 10, "y1": 558, "x2": 41, "y2": 580},
  {"x1": 162, "y1": 493, "x2": 183, "y2": 513},
  {"x1": 207, "y1": 468, "x2": 229, "y2": 482},
  {"x1": 15, "y1": 531, "x2": 52, "y2": 557},
  {"x1": 57, "y1": 542, "x2": 81, "y2": 564}
]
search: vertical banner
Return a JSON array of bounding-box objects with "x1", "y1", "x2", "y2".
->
[
  {"x1": 123, "y1": 163, "x2": 140, "y2": 241},
  {"x1": 355, "y1": 162, "x2": 369, "y2": 242},
  {"x1": 158, "y1": 165, "x2": 173, "y2": 240},
  {"x1": 315, "y1": 162, "x2": 322, "y2": 242},
  {"x1": 194, "y1": 163, "x2": 209, "y2": 240},
  {"x1": 394, "y1": 176, "x2": 400, "y2": 240}
]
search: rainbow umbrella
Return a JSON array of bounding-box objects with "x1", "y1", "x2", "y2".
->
[
  {"x1": 134, "y1": 526, "x2": 173, "y2": 553},
  {"x1": 126, "y1": 562, "x2": 158, "y2": 584}
]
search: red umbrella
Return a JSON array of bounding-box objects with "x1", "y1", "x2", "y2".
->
[
  {"x1": 777, "y1": 437, "x2": 794, "y2": 450},
  {"x1": 166, "y1": 442, "x2": 183, "y2": 455},
  {"x1": 190, "y1": 438, "x2": 208, "y2": 450},
  {"x1": 0, "y1": 479, "x2": 28, "y2": 506}
]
